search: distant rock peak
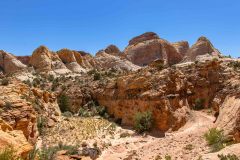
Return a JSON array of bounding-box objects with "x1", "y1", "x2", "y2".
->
[{"x1": 128, "y1": 32, "x2": 160, "y2": 46}]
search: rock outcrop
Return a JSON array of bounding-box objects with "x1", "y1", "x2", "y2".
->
[
  {"x1": 30, "y1": 46, "x2": 70, "y2": 74},
  {"x1": 29, "y1": 46, "x2": 52, "y2": 72},
  {"x1": 104, "y1": 45, "x2": 121, "y2": 56},
  {"x1": 0, "y1": 127, "x2": 33, "y2": 158},
  {"x1": 17, "y1": 56, "x2": 31, "y2": 66},
  {"x1": 216, "y1": 96, "x2": 240, "y2": 142},
  {"x1": 93, "y1": 60, "x2": 222, "y2": 131},
  {"x1": 95, "y1": 49, "x2": 140, "y2": 71},
  {"x1": 185, "y1": 36, "x2": 221, "y2": 61},
  {"x1": 129, "y1": 32, "x2": 160, "y2": 46},
  {"x1": 0, "y1": 50, "x2": 26, "y2": 74},
  {"x1": 0, "y1": 80, "x2": 37, "y2": 142},
  {"x1": 58, "y1": 49, "x2": 86, "y2": 73},
  {"x1": 172, "y1": 41, "x2": 189, "y2": 56},
  {"x1": 124, "y1": 32, "x2": 183, "y2": 66}
]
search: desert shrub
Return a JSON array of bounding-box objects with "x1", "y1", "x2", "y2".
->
[
  {"x1": 228, "y1": 61, "x2": 240, "y2": 70},
  {"x1": 78, "y1": 101, "x2": 108, "y2": 118},
  {"x1": 1, "y1": 78, "x2": 9, "y2": 86},
  {"x1": 4, "y1": 101, "x2": 12, "y2": 109},
  {"x1": 38, "y1": 143, "x2": 78, "y2": 160},
  {"x1": 23, "y1": 79, "x2": 32, "y2": 87},
  {"x1": 120, "y1": 132, "x2": 131, "y2": 138},
  {"x1": 184, "y1": 144, "x2": 194, "y2": 150},
  {"x1": 28, "y1": 145, "x2": 38, "y2": 160},
  {"x1": 155, "y1": 63, "x2": 164, "y2": 70},
  {"x1": 58, "y1": 94, "x2": 70, "y2": 113},
  {"x1": 32, "y1": 78, "x2": 41, "y2": 87},
  {"x1": 193, "y1": 98, "x2": 205, "y2": 110},
  {"x1": 48, "y1": 74, "x2": 54, "y2": 82},
  {"x1": 218, "y1": 154, "x2": 239, "y2": 160},
  {"x1": 134, "y1": 111, "x2": 153, "y2": 133},
  {"x1": 204, "y1": 128, "x2": 226, "y2": 152},
  {"x1": 37, "y1": 116, "x2": 47, "y2": 136},
  {"x1": 93, "y1": 72, "x2": 102, "y2": 81},
  {"x1": 62, "y1": 111, "x2": 73, "y2": 117},
  {"x1": 0, "y1": 146, "x2": 19, "y2": 160},
  {"x1": 165, "y1": 154, "x2": 172, "y2": 160}
]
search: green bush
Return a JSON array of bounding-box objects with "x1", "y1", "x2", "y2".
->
[
  {"x1": 228, "y1": 61, "x2": 240, "y2": 70},
  {"x1": 0, "y1": 146, "x2": 20, "y2": 160},
  {"x1": 78, "y1": 101, "x2": 108, "y2": 118},
  {"x1": 193, "y1": 98, "x2": 205, "y2": 110},
  {"x1": 165, "y1": 154, "x2": 172, "y2": 160},
  {"x1": 93, "y1": 72, "x2": 102, "y2": 81},
  {"x1": 37, "y1": 116, "x2": 47, "y2": 136},
  {"x1": 58, "y1": 94, "x2": 70, "y2": 113},
  {"x1": 4, "y1": 101, "x2": 12, "y2": 109},
  {"x1": 134, "y1": 111, "x2": 153, "y2": 133},
  {"x1": 28, "y1": 145, "x2": 38, "y2": 160},
  {"x1": 204, "y1": 128, "x2": 226, "y2": 152},
  {"x1": 62, "y1": 111, "x2": 73, "y2": 117},
  {"x1": 1, "y1": 78, "x2": 9, "y2": 86},
  {"x1": 155, "y1": 63, "x2": 164, "y2": 70},
  {"x1": 48, "y1": 75, "x2": 55, "y2": 82},
  {"x1": 38, "y1": 143, "x2": 78, "y2": 160},
  {"x1": 218, "y1": 154, "x2": 239, "y2": 160}
]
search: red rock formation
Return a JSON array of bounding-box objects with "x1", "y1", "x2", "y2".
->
[
  {"x1": 129, "y1": 32, "x2": 160, "y2": 46},
  {"x1": 104, "y1": 45, "x2": 121, "y2": 56},
  {"x1": 0, "y1": 50, "x2": 26, "y2": 74},
  {"x1": 124, "y1": 32, "x2": 183, "y2": 66},
  {"x1": 17, "y1": 56, "x2": 31, "y2": 65},
  {"x1": 172, "y1": 41, "x2": 189, "y2": 56},
  {"x1": 185, "y1": 36, "x2": 221, "y2": 61}
]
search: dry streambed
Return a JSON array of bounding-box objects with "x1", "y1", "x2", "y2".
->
[{"x1": 41, "y1": 111, "x2": 237, "y2": 160}]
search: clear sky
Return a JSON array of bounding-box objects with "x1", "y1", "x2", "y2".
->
[{"x1": 0, "y1": 0, "x2": 239, "y2": 57}]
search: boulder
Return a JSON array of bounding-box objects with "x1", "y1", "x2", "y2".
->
[{"x1": 0, "y1": 50, "x2": 26, "y2": 74}]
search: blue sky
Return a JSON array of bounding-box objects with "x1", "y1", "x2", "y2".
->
[{"x1": 0, "y1": 0, "x2": 239, "y2": 57}]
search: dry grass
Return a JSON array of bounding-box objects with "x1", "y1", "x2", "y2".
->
[{"x1": 42, "y1": 117, "x2": 116, "y2": 147}]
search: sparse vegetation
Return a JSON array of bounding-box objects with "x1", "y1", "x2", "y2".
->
[
  {"x1": 184, "y1": 144, "x2": 194, "y2": 150},
  {"x1": 37, "y1": 116, "x2": 47, "y2": 136},
  {"x1": 62, "y1": 111, "x2": 73, "y2": 117},
  {"x1": 28, "y1": 145, "x2": 38, "y2": 160},
  {"x1": 0, "y1": 146, "x2": 20, "y2": 160},
  {"x1": 1, "y1": 78, "x2": 9, "y2": 86},
  {"x1": 93, "y1": 72, "x2": 102, "y2": 81},
  {"x1": 218, "y1": 154, "x2": 239, "y2": 160},
  {"x1": 193, "y1": 98, "x2": 205, "y2": 110},
  {"x1": 38, "y1": 143, "x2": 79, "y2": 160},
  {"x1": 155, "y1": 63, "x2": 164, "y2": 70},
  {"x1": 4, "y1": 101, "x2": 12, "y2": 109},
  {"x1": 228, "y1": 61, "x2": 240, "y2": 70},
  {"x1": 120, "y1": 132, "x2": 131, "y2": 138},
  {"x1": 204, "y1": 128, "x2": 226, "y2": 152},
  {"x1": 134, "y1": 111, "x2": 153, "y2": 133},
  {"x1": 165, "y1": 154, "x2": 172, "y2": 160},
  {"x1": 58, "y1": 93, "x2": 70, "y2": 113},
  {"x1": 78, "y1": 101, "x2": 108, "y2": 118}
]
